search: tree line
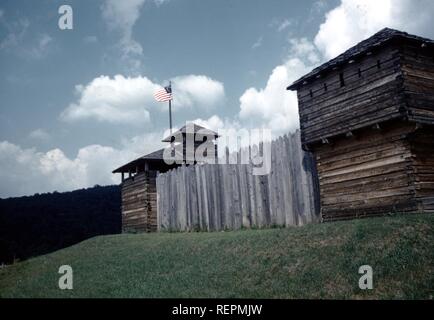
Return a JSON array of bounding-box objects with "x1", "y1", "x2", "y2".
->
[{"x1": 0, "y1": 185, "x2": 121, "y2": 264}]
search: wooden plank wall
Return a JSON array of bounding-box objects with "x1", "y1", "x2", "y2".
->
[
  {"x1": 410, "y1": 127, "x2": 434, "y2": 212},
  {"x1": 145, "y1": 171, "x2": 158, "y2": 232},
  {"x1": 401, "y1": 45, "x2": 434, "y2": 124},
  {"x1": 156, "y1": 131, "x2": 320, "y2": 232},
  {"x1": 121, "y1": 170, "x2": 158, "y2": 232},
  {"x1": 317, "y1": 121, "x2": 419, "y2": 221},
  {"x1": 297, "y1": 47, "x2": 406, "y2": 145}
]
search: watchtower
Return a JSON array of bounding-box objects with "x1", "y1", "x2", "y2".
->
[
  {"x1": 113, "y1": 123, "x2": 219, "y2": 232},
  {"x1": 288, "y1": 28, "x2": 434, "y2": 221}
]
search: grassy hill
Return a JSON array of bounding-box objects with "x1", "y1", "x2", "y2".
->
[{"x1": 1, "y1": 213, "x2": 433, "y2": 299}]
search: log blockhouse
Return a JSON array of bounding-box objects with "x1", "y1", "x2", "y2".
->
[
  {"x1": 288, "y1": 28, "x2": 434, "y2": 221},
  {"x1": 113, "y1": 123, "x2": 219, "y2": 232}
]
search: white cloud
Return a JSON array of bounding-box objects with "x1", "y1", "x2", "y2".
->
[
  {"x1": 238, "y1": 37, "x2": 317, "y2": 136},
  {"x1": 0, "y1": 141, "x2": 124, "y2": 197},
  {"x1": 154, "y1": 0, "x2": 168, "y2": 6},
  {"x1": 27, "y1": 33, "x2": 53, "y2": 59},
  {"x1": 191, "y1": 115, "x2": 226, "y2": 132},
  {"x1": 0, "y1": 13, "x2": 53, "y2": 59},
  {"x1": 289, "y1": 38, "x2": 321, "y2": 65},
  {"x1": 269, "y1": 18, "x2": 294, "y2": 32},
  {"x1": 277, "y1": 19, "x2": 292, "y2": 32},
  {"x1": 238, "y1": 58, "x2": 311, "y2": 136},
  {"x1": 60, "y1": 75, "x2": 155, "y2": 124},
  {"x1": 315, "y1": 0, "x2": 434, "y2": 59},
  {"x1": 0, "y1": 18, "x2": 29, "y2": 51},
  {"x1": 308, "y1": 0, "x2": 328, "y2": 19},
  {"x1": 101, "y1": 0, "x2": 146, "y2": 71},
  {"x1": 102, "y1": 0, "x2": 147, "y2": 34},
  {"x1": 171, "y1": 75, "x2": 225, "y2": 111},
  {"x1": 6, "y1": 0, "x2": 434, "y2": 198},
  {"x1": 60, "y1": 74, "x2": 225, "y2": 124},
  {"x1": 119, "y1": 130, "x2": 166, "y2": 158},
  {"x1": 190, "y1": 115, "x2": 274, "y2": 155},
  {"x1": 237, "y1": 0, "x2": 434, "y2": 137},
  {"x1": 101, "y1": 0, "x2": 170, "y2": 72},
  {"x1": 0, "y1": 128, "x2": 171, "y2": 197},
  {"x1": 252, "y1": 36, "x2": 263, "y2": 49},
  {"x1": 29, "y1": 129, "x2": 50, "y2": 141}
]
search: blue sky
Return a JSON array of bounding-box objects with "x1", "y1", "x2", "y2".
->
[{"x1": 1, "y1": 0, "x2": 434, "y2": 197}]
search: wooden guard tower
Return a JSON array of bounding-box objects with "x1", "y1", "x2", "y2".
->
[
  {"x1": 113, "y1": 123, "x2": 219, "y2": 232},
  {"x1": 288, "y1": 28, "x2": 434, "y2": 221}
]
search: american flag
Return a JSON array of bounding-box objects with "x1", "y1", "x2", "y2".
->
[{"x1": 154, "y1": 85, "x2": 172, "y2": 102}]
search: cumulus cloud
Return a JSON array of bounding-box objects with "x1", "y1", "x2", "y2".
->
[
  {"x1": 238, "y1": 57, "x2": 313, "y2": 136},
  {"x1": 171, "y1": 75, "x2": 225, "y2": 111},
  {"x1": 315, "y1": 0, "x2": 434, "y2": 59},
  {"x1": 0, "y1": 142, "x2": 123, "y2": 197},
  {"x1": 237, "y1": 0, "x2": 434, "y2": 136},
  {"x1": 237, "y1": 18, "x2": 323, "y2": 137},
  {"x1": 119, "y1": 130, "x2": 166, "y2": 158},
  {"x1": 191, "y1": 115, "x2": 226, "y2": 132},
  {"x1": 101, "y1": 0, "x2": 146, "y2": 71},
  {"x1": 101, "y1": 0, "x2": 169, "y2": 72},
  {"x1": 0, "y1": 129, "x2": 169, "y2": 198},
  {"x1": 307, "y1": 0, "x2": 329, "y2": 22},
  {"x1": 190, "y1": 115, "x2": 274, "y2": 156},
  {"x1": 289, "y1": 38, "x2": 321, "y2": 65},
  {"x1": 5, "y1": 0, "x2": 434, "y2": 198},
  {"x1": 29, "y1": 128, "x2": 50, "y2": 141},
  {"x1": 1, "y1": 118, "x2": 243, "y2": 197},
  {"x1": 60, "y1": 74, "x2": 225, "y2": 124},
  {"x1": 60, "y1": 75, "x2": 156, "y2": 124}
]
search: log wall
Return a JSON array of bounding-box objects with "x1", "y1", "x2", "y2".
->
[
  {"x1": 297, "y1": 47, "x2": 406, "y2": 146},
  {"x1": 410, "y1": 127, "x2": 434, "y2": 212},
  {"x1": 296, "y1": 42, "x2": 434, "y2": 221},
  {"x1": 156, "y1": 131, "x2": 320, "y2": 231},
  {"x1": 121, "y1": 170, "x2": 157, "y2": 232},
  {"x1": 401, "y1": 44, "x2": 434, "y2": 124},
  {"x1": 316, "y1": 121, "x2": 434, "y2": 221}
]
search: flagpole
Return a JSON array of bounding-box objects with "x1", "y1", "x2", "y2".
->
[{"x1": 169, "y1": 81, "x2": 173, "y2": 135}]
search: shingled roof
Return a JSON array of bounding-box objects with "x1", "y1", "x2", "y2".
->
[
  {"x1": 112, "y1": 148, "x2": 166, "y2": 173},
  {"x1": 162, "y1": 123, "x2": 219, "y2": 142},
  {"x1": 113, "y1": 122, "x2": 219, "y2": 173},
  {"x1": 287, "y1": 28, "x2": 434, "y2": 90}
]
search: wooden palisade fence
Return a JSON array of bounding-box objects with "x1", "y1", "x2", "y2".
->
[{"x1": 156, "y1": 130, "x2": 320, "y2": 231}]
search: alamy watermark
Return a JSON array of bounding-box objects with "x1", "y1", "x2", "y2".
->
[
  {"x1": 58, "y1": 265, "x2": 73, "y2": 290},
  {"x1": 58, "y1": 5, "x2": 73, "y2": 30},
  {"x1": 358, "y1": 265, "x2": 373, "y2": 290},
  {"x1": 162, "y1": 123, "x2": 272, "y2": 176}
]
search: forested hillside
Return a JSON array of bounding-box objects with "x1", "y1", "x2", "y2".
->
[{"x1": 0, "y1": 185, "x2": 121, "y2": 264}]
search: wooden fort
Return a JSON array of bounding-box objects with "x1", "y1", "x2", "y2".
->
[
  {"x1": 113, "y1": 123, "x2": 219, "y2": 232},
  {"x1": 288, "y1": 28, "x2": 434, "y2": 221}
]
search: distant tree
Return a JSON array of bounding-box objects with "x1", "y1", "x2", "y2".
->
[{"x1": 0, "y1": 185, "x2": 121, "y2": 264}]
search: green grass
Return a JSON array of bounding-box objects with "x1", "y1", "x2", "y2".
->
[{"x1": 1, "y1": 214, "x2": 433, "y2": 299}]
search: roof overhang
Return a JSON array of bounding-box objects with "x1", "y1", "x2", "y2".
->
[{"x1": 287, "y1": 28, "x2": 434, "y2": 91}]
